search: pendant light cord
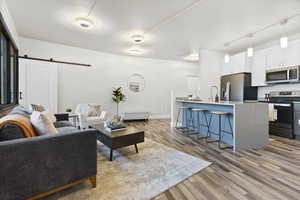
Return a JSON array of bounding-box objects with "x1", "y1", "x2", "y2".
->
[
  {"x1": 223, "y1": 12, "x2": 300, "y2": 48},
  {"x1": 143, "y1": 0, "x2": 205, "y2": 34},
  {"x1": 87, "y1": 0, "x2": 97, "y2": 17}
]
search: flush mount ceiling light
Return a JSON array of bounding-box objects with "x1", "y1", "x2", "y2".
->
[
  {"x1": 224, "y1": 54, "x2": 230, "y2": 63},
  {"x1": 132, "y1": 35, "x2": 145, "y2": 44},
  {"x1": 76, "y1": 0, "x2": 97, "y2": 30},
  {"x1": 76, "y1": 17, "x2": 94, "y2": 29},
  {"x1": 184, "y1": 53, "x2": 199, "y2": 62},
  {"x1": 128, "y1": 45, "x2": 144, "y2": 55}
]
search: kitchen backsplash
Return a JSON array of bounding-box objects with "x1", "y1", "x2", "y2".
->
[{"x1": 258, "y1": 83, "x2": 300, "y2": 99}]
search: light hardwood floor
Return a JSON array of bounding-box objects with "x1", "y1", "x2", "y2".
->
[{"x1": 127, "y1": 119, "x2": 300, "y2": 200}]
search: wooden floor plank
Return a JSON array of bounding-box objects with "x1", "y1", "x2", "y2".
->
[{"x1": 126, "y1": 119, "x2": 300, "y2": 200}]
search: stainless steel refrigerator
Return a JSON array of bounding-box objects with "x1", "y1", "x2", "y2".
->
[{"x1": 220, "y1": 72, "x2": 258, "y2": 101}]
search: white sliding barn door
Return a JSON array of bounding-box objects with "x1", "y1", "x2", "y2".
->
[{"x1": 19, "y1": 59, "x2": 58, "y2": 113}]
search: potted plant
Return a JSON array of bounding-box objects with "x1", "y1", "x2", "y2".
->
[
  {"x1": 65, "y1": 108, "x2": 72, "y2": 113},
  {"x1": 112, "y1": 87, "x2": 126, "y2": 121}
]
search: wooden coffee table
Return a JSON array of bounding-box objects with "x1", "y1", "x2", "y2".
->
[{"x1": 93, "y1": 125, "x2": 145, "y2": 161}]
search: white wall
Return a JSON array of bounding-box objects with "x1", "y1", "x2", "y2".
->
[
  {"x1": 19, "y1": 37, "x2": 198, "y2": 118},
  {"x1": 0, "y1": 0, "x2": 19, "y2": 47}
]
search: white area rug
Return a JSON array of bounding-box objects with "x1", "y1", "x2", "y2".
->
[
  {"x1": 269, "y1": 138, "x2": 275, "y2": 142},
  {"x1": 45, "y1": 139, "x2": 211, "y2": 200}
]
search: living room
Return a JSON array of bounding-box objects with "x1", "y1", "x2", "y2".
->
[{"x1": 1, "y1": 0, "x2": 300, "y2": 200}]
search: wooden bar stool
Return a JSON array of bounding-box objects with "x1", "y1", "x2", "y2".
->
[
  {"x1": 207, "y1": 111, "x2": 233, "y2": 150},
  {"x1": 175, "y1": 106, "x2": 193, "y2": 133},
  {"x1": 191, "y1": 108, "x2": 209, "y2": 139}
]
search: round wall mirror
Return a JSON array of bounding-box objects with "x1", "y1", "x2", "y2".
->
[{"x1": 128, "y1": 73, "x2": 145, "y2": 93}]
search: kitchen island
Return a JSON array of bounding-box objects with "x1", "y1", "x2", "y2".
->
[{"x1": 171, "y1": 99, "x2": 269, "y2": 151}]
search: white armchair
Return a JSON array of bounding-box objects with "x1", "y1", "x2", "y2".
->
[{"x1": 75, "y1": 104, "x2": 107, "y2": 129}]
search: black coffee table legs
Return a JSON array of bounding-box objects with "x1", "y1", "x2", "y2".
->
[
  {"x1": 110, "y1": 149, "x2": 113, "y2": 161},
  {"x1": 109, "y1": 144, "x2": 139, "y2": 161}
]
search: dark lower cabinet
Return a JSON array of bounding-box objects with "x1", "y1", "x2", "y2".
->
[{"x1": 294, "y1": 111, "x2": 300, "y2": 140}]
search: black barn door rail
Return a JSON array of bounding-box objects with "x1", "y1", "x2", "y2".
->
[{"x1": 18, "y1": 55, "x2": 91, "y2": 67}]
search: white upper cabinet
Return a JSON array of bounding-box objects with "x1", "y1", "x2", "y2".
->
[
  {"x1": 252, "y1": 49, "x2": 267, "y2": 86},
  {"x1": 284, "y1": 40, "x2": 300, "y2": 67},
  {"x1": 221, "y1": 52, "x2": 249, "y2": 76},
  {"x1": 266, "y1": 46, "x2": 284, "y2": 69},
  {"x1": 266, "y1": 39, "x2": 300, "y2": 69}
]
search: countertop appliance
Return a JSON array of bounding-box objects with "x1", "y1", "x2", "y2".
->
[
  {"x1": 265, "y1": 66, "x2": 300, "y2": 84},
  {"x1": 220, "y1": 72, "x2": 258, "y2": 101},
  {"x1": 259, "y1": 91, "x2": 300, "y2": 140}
]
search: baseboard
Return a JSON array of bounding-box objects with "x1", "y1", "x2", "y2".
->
[{"x1": 149, "y1": 114, "x2": 171, "y2": 119}]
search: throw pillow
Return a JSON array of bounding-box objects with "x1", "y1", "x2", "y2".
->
[
  {"x1": 42, "y1": 110, "x2": 57, "y2": 123},
  {"x1": 87, "y1": 104, "x2": 101, "y2": 117},
  {"x1": 30, "y1": 111, "x2": 58, "y2": 135},
  {"x1": 9, "y1": 105, "x2": 31, "y2": 117},
  {"x1": 29, "y1": 104, "x2": 46, "y2": 112}
]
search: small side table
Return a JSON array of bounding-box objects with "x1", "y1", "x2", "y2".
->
[{"x1": 68, "y1": 113, "x2": 79, "y2": 129}]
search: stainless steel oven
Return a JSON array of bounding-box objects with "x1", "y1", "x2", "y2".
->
[
  {"x1": 269, "y1": 103, "x2": 294, "y2": 139},
  {"x1": 266, "y1": 66, "x2": 300, "y2": 84},
  {"x1": 260, "y1": 91, "x2": 300, "y2": 139}
]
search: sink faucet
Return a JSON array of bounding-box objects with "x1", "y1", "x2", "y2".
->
[{"x1": 210, "y1": 85, "x2": 219, "y2": 102}]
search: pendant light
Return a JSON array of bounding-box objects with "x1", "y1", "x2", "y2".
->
[
  {"x1": 280, "y1": 36, "x2": 288, "y2": 49},
  {"x1": 224, "y1": 54, "x2": 230, "y2": 63},
  {"x1": 247, "y1": 34, "x2": 254, "y2": 57},
  {"x1": 247, "y1": 47, "x2": 254, "y2": 57},
  {"x1": 224, "y1": 42, "x2": 230, "y2": 63},
  {"x1": 280, "y1": 19, "x2": 288, "y2": 49}
]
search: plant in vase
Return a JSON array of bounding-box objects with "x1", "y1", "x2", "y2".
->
[
  {"x1": 65, "y1": 108, "x2": 72, "y2": 113},
  {"x1": 112, "y1": 87, "x2": 126, "y2": 121}
]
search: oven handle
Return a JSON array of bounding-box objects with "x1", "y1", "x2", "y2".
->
[{"x1": 273, "y1": 104, "x2": 292, "y2": 107}]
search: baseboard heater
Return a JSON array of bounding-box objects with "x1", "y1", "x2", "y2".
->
[{"x1": 123, "y1": 112, "x2": 150, "y2": 122}]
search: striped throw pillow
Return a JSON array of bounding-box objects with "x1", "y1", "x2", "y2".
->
[{"x1": 30, "y1": 104, "x2": 46, "y2": 112}]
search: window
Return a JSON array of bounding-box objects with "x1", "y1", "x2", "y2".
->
[{"x1": 0, "y1": 16, "x2": 19, "y2": 110}]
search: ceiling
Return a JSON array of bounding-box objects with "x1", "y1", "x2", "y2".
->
[{"x1": 6, "y1": 0, "x2": 300, "y2": 61}]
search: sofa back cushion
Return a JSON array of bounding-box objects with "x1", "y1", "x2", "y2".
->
[
  {"x1": 87, "y1": 104, "x2": 101, "y2": 117},
  {"x1": 75, "y1": 103, "x2": 101, "y2": 116},
  {"x1": 9, "y1": 105, "x2": 31, "y2": 118}
]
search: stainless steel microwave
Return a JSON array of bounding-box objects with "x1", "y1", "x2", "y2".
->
[{"x1": 266, "y1": 66, "x2": 300, "y2": 84}]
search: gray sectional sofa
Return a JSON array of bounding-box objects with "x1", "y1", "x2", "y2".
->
[{"x1": 0, "y1": 106, "x2": 98, "y2": 200}]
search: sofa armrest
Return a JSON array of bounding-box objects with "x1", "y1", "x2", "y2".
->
[
  {"x1": 0, "y1": 130, "x2": 97, "y2": 200},
  {"x1": 55, "y1": 113, "x2": 69, "y2": 121}
]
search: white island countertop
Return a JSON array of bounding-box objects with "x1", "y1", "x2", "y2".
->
[{"x1": 176, "y1": 99, "x2": 261, "y2": 106}]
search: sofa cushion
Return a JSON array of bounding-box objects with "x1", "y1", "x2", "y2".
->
[
  {"x1": 0, "y1": 123, "x2": 25, "y2": 141},
  {"x1": 42, "y1": 110, "x2": 57, "y2": 123},
  {"x1": 54, "y1": 120, "x2": 73, "y2": 128},
  {"x1": 9, "y1": 105, "x2": 31, "y2": 118},
  {"x1": 30, "y1": 111, "x2": 58, "y2": 135},
  {"x1": 87, "y1": 104, "x2": 101, "y2": 117},
  {"x1": 29, "y1": 104, "x2": 46, "y2": 112},
  {"x1": 56, "y1": 126, "x2": 80, "y2": 134}
]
